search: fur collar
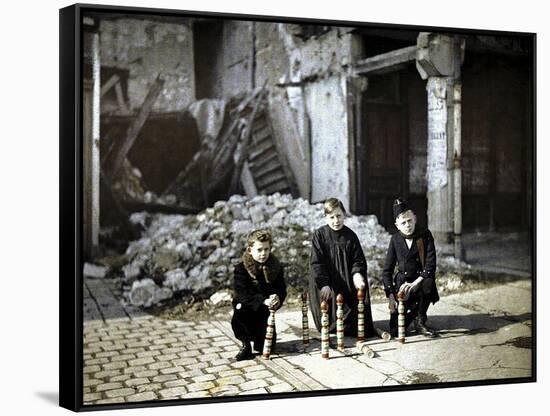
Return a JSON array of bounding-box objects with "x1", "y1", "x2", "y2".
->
[{"x1": 242, "y1": 251, "x2": 281, "y2": 283}]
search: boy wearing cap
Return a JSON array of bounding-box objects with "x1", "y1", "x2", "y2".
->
[{"x1": 382, "y1": 198, "x2": 439, "y2": 338}]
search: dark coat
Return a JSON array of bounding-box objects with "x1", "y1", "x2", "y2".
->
[
  {"x1": 232, "y1": 253, "x2": 287, "y2": 312},
  {"x1": 309, "y1": 225, "x2": 375, "y2": 336},
  {"x1": 381, "y1": 229, "x2": 439, "y2": 304}
]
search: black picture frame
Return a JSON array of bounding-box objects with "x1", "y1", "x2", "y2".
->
[{"x1": 60, "y1": 3, "x2": 536, "y2": 412}]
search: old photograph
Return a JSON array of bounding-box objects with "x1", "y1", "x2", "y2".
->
[{"x1": 75, "y1": 5, "x2": 533, "y2": 408}]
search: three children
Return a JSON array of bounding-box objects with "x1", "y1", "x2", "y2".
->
[{"x1": 230, "y1": 196, "x2": 438, "y2": 361}]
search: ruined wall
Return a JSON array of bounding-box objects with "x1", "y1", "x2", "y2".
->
[
  {"x1": 99, "y1": 18, "x2": 195, "y2": 112},
  {"x1": 256, "y1": 24, "x2": 356, "y2": 204}
]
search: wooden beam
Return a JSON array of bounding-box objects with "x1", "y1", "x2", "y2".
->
[
  {"x1": 354, "y1": 46, "x2": 417, "y2": 76},
  {"x1": 100, "y1": 74, "x2": 120, "y2": 97},
  {"x1": 111, "y1": 75, "x2": 164, "y2": 178}
]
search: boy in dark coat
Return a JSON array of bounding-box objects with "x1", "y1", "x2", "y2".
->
[
  {"x1": 309, "y1": 197, "x2": 375, "y2": 338},
  {"x1": 231, "y1": 229, "x2": 287, "y2": 361},
  {"x1": 382, "y1": 198, "x2": 439, "y2": 338}
]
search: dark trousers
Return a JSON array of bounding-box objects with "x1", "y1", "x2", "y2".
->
[
  {"x1": 231, "y1": 303, "x2": 270, "y2": 344},
  {"x1": 389, "y1": 279, "x2": 435, "y2": 334}
]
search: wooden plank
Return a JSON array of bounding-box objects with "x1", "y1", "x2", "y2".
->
[
  {"x1": 248, "y1": 152, "x2": 278, "y2": 170},
  {"x1": 240, "y1": 161, "x2": 258, "y2": 197},
  {"x1": 100, "y1": 74, "x2": 120, "y2": 97},
  {"x1": 111, "y1": 75, "x2": 165, "y2": 178},
  {"x1": 262, "y1": 179, "x2": 290, "y2": 195},
  {"x1": 354, "y1": 46, "x2": 417, "y2": 76},
  {"x1": 248, "y1": 141, "x2": 275, "y2": 161},
  {"x1": 256, "y1": 171, "x2": 287, "y2": 189},
  {"x1": 253, "y1": 163, "x2": 284, "y2": 181},
  {"x1": 115, "y1": 82, "x2": 130, "y2": 114}
]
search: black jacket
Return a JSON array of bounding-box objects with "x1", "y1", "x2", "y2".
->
[
  {"x1": 381, "y1": 229, "x2": 438, "y2": 302},
  {"x1": 232, "y1": 256, "x2": 287, "y2": 312}
]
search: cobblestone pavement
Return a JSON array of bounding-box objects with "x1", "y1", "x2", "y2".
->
[{"x1": 83, "y1": 277, "x2": 532, "y2": 405}]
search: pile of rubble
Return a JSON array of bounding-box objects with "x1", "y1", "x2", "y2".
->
[{"x1": 87, "y1": 193, "x2": 472, "y2": 308}]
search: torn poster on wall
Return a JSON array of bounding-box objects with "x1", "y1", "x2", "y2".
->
[{"x1": 427, "y1": 77, "x2": 448, "y2": 192}]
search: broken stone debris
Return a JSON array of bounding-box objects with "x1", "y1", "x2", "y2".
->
[
  {"x1": 83, "y1": 262, "x2": 108, "y2": 279},
  {"x1": 113, "y1": 193, "x2": 471, "y2": 308}
]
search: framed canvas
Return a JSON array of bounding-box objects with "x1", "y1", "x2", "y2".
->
[{"x1": 59, "y1": 3, "x2": 536, "y2": 412}]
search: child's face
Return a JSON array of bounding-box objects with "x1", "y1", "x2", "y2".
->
[
  {"x1": 325, "y1": 207, "x2": 345, "y2": 231},
  {"x1": 395, "y1": 210, "x2": 417, "y2": 236},
  {"x1": 248, "y1": 240, "x2": 271, "y2": 263}
]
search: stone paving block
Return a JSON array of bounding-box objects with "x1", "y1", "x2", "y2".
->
[
  {"x1": 126, "y1": 391, "x2": 158, "y2": 402},
  {"x1": 125, "y1": 378, "x2": 150, "y2": 387},
  {"x1": 128, "y1": 357, "x2": 156, "y2": 367},
  {"x1": 133, "y1": 370, "x2": 159, "y2": 378},
  {"x1": 95, "y1": 351, "x2": 119, "y2": 359},
  {"x1": 83, "y1": 365, "x2": 101, "y2": 374},
  {"x1": 173, "y1": 357, "x2": 199, "y2": 366},
  {"x1": 217, "y1": 375, "x2": 246, "y2": 386},
  {"x1": 198, "y1": 353, "x2": 221, "y2": 362},
  {"x1": 212, "y1": 340, "x2": 235, "y2": 347},
  {"x1": 110, "y1": 353, "x2": 137, "y2": 362},
  {"x1": 159, "y1": 387, "x2": 188, "y2": 399},
  {"x1": 223, "y1": 345, "x2": 240, "y2": 352},
  {"x1": 182, "y1": 391, "x2": 210, "y2": 398},
  {"x1": 135, "y1": 350, "x2": 161, "y2": 359},
  {"x1": 102, "y1": 343, "x2": 126, "y2": 352},
  {"x1": 240, "y1": 387, "x2": 268, "y2": 395},
  {"x1": 95, "y1": 382, "x2": 123, "y2": 392},
  {"x1": 160, "y1": 366, "x2": 186, "y2": 375},
  {"x1": 164, "y1": 379, "x2": 189, "y2": 388},
  {"x1": 220, "y1": 351, "x2": 238, "y2": 359},
  {"x1": 156, "y1": 353, "x2": 179, "y2": 362},
  {"x1": 124, "y1": 348, "x2": 146, "y2": 355},
  {"x1": 152, "y1": 374, "x2": 178, "y2": 383},
  {"x1": 85, "y1": 357, "x2": 110, "y2": 366},
  {"x1": 94, "y1": 369, "x2": 122, "y2": 379},
  {"x1": 102, "y1": 361, "x2": 128, "y2": 371},
  {"x1": 219, "y1": 369, "x2": 243, "y2": 377},
  {"x1": 136, "y1": 383, "x2": 162, "y2": 393},
  {"x1": 201, "y1": 346, "x2": 223, "y2": 354},
  {"x1": 210, "y1": 358, "x2": 232, "y2": 366},
  {"x1": 104, "y1": 388, "x2": 136, "y2": 399},
  {"x1": 153, "y1": 337, "x2": 179, "y2": 346},
  {"x1": 179, "y1": 369, "x2": 206, "y2": 378},
  {"x1": 187, "y1": 362, "x2": 209, "y2": 370},
  {"x1": 123, "y1": 365, "x2": 147, "y2": 375},
  {"x1": 83, "y1": 393, "x2": 102, "y2": 402},
  {"x1": 240, "y1": 379, "x2": 268, "y2": 391},
  {"x1": 268, "y1": 383, "x2": 294, "y2": 393},
  {"x1": 83, "y1": 387, "x2": 91, "y2": 394},
  {"x1": 205, "y1": 365, "x2": 231, "y2": 374},
  {"x1": 187, "y1": 381, "x2": 216, "y2": 392},
  {"x1": 245, "y1": 370, "x2": 273, "y2": 380},
  {"x1": 148, "y1": 361, "x2": 172, "y2": 370},
  {"x1": 126, "y1": 341, "x2": 150, "y2": 349},
  {"x1": 191, "y1": 374, "x2": 216, "y2": 383},
  {"x1": 178, "y1": 350, "x2": 201, "y2": 358},
  {"x1": 109, "y1": 374, "x2": 132, "y2": 383},
  {"x1": 210, "y1": 385, "x2": 240, "y2": 396},
  {"x1": 231, "y1": 360, "x2": 258, "y2": 369},
  {"x1": 242, "y1": 364, "x2": 266, "y2": 373},
  {"x1": 83, "y1": 378, "x2": 103, "y2": 388},
  {"x1": 96, "y1": 397, "x2": 125, "y2": 404}
]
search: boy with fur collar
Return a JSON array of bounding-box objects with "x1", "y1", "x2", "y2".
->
[
  {"x1": 231, "y1": 229, "x2": 287, "y2": 361},
  {"x1": 382, "y1": 198, "x2": 439, "y2": 338}
]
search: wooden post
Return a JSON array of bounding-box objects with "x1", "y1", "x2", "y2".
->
[
  {"x1": 397, "y1": 291, "x2": 406, "y2": 343},
  {"x1": 336, "y1": 294, "x2": 345, "y2": 352},
  {"x1": 302, "y1": 292, "x2": 309, "y2": 345},
  {"x1": 357, "y1": 288, "x2": 365, "y2": 343},
  {"x1": 262, "y1": 307, "x2": 276, "y2": 360},
  {"x1": 321, "y1": 301, "x2": 329, "y2": 359}
]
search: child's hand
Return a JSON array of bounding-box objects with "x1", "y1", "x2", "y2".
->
[
  {"x1": 353, "y1": 273, "x2": 365, "y2": 290},
  {"x1": 320, "y1": 286, "x2": 332, "y2": 302},
  {"x1": 388, "y1": 293, "x2": 397, "y2": 313}
]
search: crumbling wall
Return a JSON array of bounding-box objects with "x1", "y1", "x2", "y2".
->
[
  {"x1": 99, "y1": 18, "x2": 195, "y2": 112},
  {"x1": 255, "y1": 24, "x2": 356, "y2": 204}
]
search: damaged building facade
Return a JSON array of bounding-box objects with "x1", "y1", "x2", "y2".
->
[{"x1": 82, "y1": 13, "x2": 533, "y2": 259}]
